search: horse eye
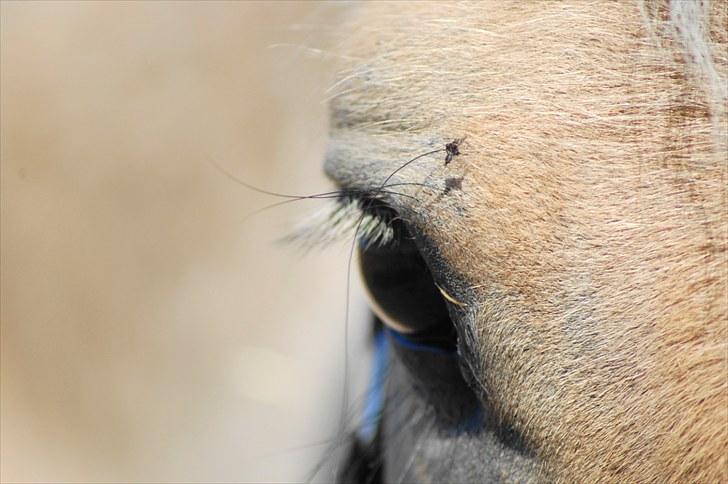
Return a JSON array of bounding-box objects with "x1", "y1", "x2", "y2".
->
[
  {"x1": 356, "y1": 207, "x2": 484, "y2": 434},
  {"x1": 358, "y1": 216, "x2": 458, "y2": 352}
]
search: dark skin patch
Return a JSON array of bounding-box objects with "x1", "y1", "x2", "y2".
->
[{"x1": 444, "y1": 177, "x2": 463, "y2": 194}]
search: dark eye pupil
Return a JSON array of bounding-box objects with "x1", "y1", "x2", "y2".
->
[{"x1": 358, "y1": 220, "x2": 457, "y2": 351}]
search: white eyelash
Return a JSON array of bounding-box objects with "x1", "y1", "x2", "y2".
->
[{"x1": 282, "y1": 198, "x2": 395, "y2": 250}]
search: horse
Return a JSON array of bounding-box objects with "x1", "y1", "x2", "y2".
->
[{"x1": 318, "y1": 2, "x2": 727, "y2": 482}]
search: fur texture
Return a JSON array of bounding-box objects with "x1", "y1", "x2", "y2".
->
[{"x1": 326, "y1": 1, "x2": 727, "y2": 482}]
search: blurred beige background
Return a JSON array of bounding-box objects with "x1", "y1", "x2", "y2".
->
[{"x1": 1, "y1": 2, "x2": 371, "y2": 482}]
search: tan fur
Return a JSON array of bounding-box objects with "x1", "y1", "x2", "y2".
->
[{"x1": 329, "y1": 1, "x2": 727, "y2": 482}]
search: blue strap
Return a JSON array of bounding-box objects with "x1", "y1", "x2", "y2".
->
[
  {"x1": 358, "y1": 329, "x2": 389, "y2": 443},
  {"x1": 385, "y1": 327, "x2": 457, "y2": 356}
]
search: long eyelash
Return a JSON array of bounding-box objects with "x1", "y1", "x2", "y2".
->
[{"x1": 282, "y1": 195, "x2": 399, "y2": 250}]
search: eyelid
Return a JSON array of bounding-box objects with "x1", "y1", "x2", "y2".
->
[{"x1": 324, "y1": 133, "x2": 443, "y2": 192}]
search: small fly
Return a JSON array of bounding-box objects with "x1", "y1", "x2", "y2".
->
[{"x1": 444, "y1": 137, "x2": 466, "y2": 165}]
